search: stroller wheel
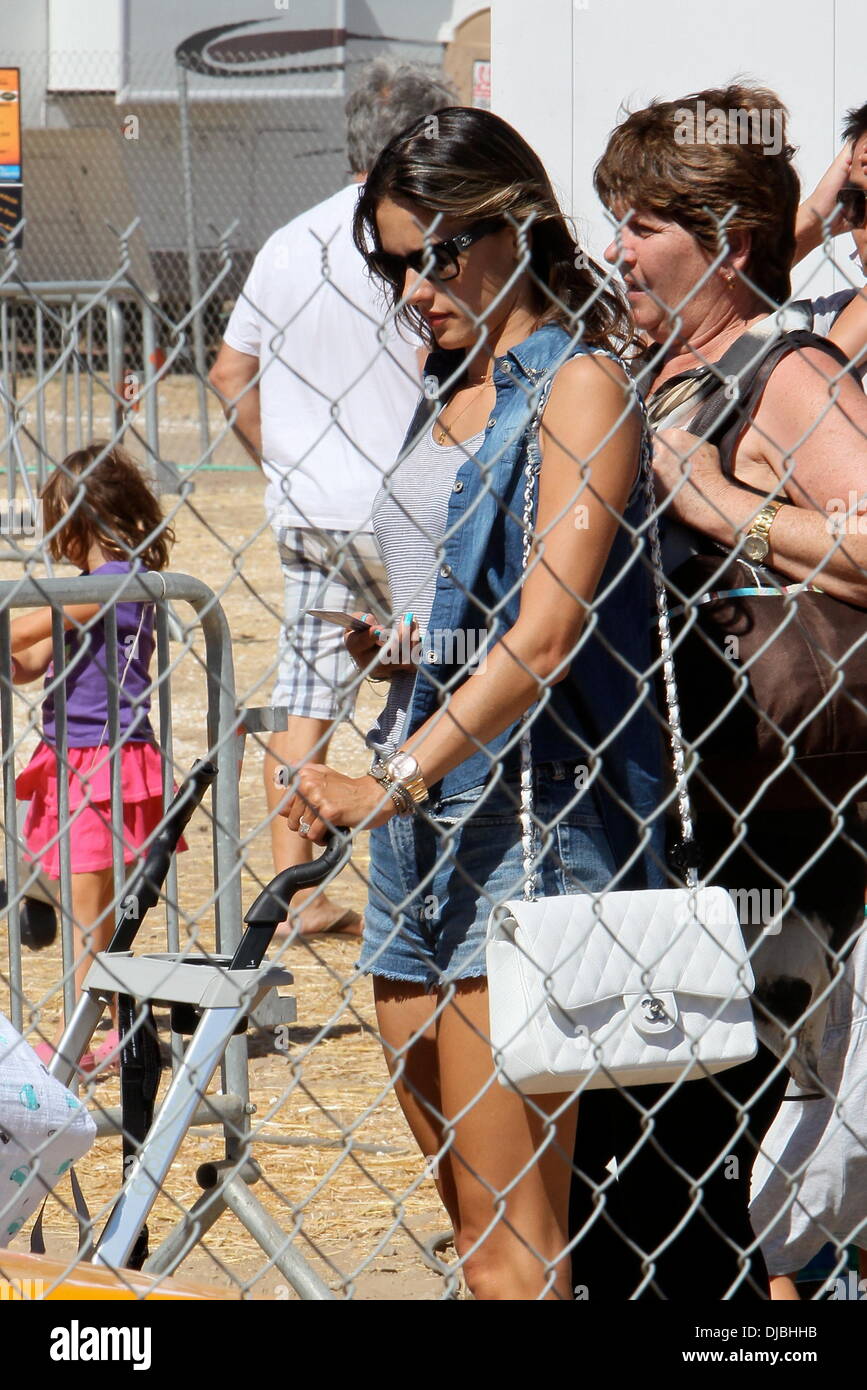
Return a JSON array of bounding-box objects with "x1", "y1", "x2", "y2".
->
[
  {"x1": 0, "y1": 882, "x2": 58, "y2": 950},
  {"x1": 20, "y1": 897, "x2": 58, "y2": 950}
]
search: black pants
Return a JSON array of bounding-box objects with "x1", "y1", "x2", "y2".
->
[
  {"x1": 569, "y1": 802, "x2": 865, "y2": 1300},
  {"x1": 569, "y1": 1047, "x2": 789, "y2": 1300}
]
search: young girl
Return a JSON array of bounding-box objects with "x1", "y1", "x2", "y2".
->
[{"x1": 12, "y1": 443, "x2": 176, "y2": 1073}]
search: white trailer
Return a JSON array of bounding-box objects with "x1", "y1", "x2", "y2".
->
[{"x1": 490, "y1": 0, "x2": 864, "y2": 299}]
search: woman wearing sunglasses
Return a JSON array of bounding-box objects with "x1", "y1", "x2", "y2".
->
[{"x1": 279, "y1": 105, "x2": 665, "y2": 1299}]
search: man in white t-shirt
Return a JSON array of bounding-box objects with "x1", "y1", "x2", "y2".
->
[{"x1": 210, "y1": 59, "x2": 456, "y2": 937}]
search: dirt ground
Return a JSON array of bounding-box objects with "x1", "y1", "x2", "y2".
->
[{"x1": 0, "y1": 381, "x2": 451, "y2": 1300}]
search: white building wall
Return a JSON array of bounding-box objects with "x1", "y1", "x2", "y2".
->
[
  {"x1": 48, "y1": 0, "x2": 121, "y2": 90},
  {"x1": 438, "y1": 3, "x2": 491, "y2": 41},
  {"x1": 491, "y1": 0, "x2": 865, "y2": 297}
]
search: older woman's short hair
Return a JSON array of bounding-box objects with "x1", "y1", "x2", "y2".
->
[
  {"x1": 594, "y1": 84, "x2": 799, "y2": 305},
  {"x1": 345, "y1": 59, "x2": 458, "y2": 175}
]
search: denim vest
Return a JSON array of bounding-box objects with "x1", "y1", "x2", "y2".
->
[{"x1": 401, "y1": 323, "x2": 664, "y2": 889}]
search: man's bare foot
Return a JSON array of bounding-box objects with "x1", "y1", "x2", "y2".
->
[{"x1": 274, "y1": 896, "x2": 363, "y2": 940}]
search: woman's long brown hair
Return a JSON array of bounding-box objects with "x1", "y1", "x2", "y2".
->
[{"x1": 354, "y1": 106, "x2": 635, "y2": 352}]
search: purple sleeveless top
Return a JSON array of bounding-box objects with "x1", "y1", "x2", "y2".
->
[{"x1": 41, "y1": 561, "x2": 156, "y2": 748}]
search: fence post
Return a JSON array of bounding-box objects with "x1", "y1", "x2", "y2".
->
[
  {"x1": 175, "y1": 59, "x2": 210, "y2": 455},
  {"x1": 0, "y1": 607, "x2": 24, "y2": 1029},
  {"x1": 105, "y1": 295, "x2": 126, "y2": 443}
]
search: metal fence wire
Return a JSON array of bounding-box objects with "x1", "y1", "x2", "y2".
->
[
  {"x1": 0, "y1": 177, "x2": 865, "y2": 1301},
  {"x1": 6, "y1": 45, "x2": 446, "y2": 384}
]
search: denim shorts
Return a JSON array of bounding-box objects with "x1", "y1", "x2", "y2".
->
[{"x1": 357, "y1": 761, "x2": 618, "y2": 990}]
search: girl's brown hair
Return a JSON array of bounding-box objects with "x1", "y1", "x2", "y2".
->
[
  {"x1": 594, "y1": 84, "x2": 799, "y2": 305},
  {"x1": 41, "y1": 443, "x2": 174, "y2": 571},
  {"x1": 353, "y1": 105, "x2": 635, "y2": 351}
]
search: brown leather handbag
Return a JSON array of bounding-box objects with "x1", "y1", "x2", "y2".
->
[{"x1": 658, "y1": 329, "x2": 867, "y2": 810}]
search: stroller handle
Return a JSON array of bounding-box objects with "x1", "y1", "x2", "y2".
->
[
  {"x1": 230, "y1": 830, "x2": 352, "y2": 972},
  {"x1": 245, "y1": 830, "x2": 351, "y2": 927}
]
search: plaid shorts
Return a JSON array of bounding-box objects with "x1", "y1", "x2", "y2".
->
[{"x1": 271, "y1": 524, "x2": 390, "y2": 720}]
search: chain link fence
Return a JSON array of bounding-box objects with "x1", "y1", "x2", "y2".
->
[
  {"x1": 0, "y1": 86, "x2": 866, "y2": 1302},
  {"x1": 1, "y1": 44, "x2": 447, "y2": 483},
  {"x1": 6, "y1": 43, "x2": 443, "y2": 357}
]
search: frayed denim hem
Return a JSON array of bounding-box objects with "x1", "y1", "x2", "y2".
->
[{"x1": 358, "y1": 959, "x2": 489, "y2": 994}]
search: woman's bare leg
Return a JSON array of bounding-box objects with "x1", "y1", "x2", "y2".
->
[
  {"x1": 437, "y1": 978, "x2": 578, "y2": 1301},
  {"x1": 769, "y1": 1274, "x2": 800, "y2": 1300},
  {"x1": 373, "y1": 977, "x2": 459, "y2": 1227}
]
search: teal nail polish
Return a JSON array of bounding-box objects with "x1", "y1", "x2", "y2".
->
[{"x1": 404, "y1": 612, "x2": 414, "y2": 625}]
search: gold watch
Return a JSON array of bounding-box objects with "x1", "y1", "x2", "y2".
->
[
  {"x1": 384, "y1": 751, "x2": 429, "y2": 812},
  {"x1": 742, "y1": 501, "x2": 782, "y2": 563}
]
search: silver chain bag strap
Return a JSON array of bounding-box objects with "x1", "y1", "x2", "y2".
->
[{"x1": 485, "y1": 364, "x2": 757, "y2": 1093}]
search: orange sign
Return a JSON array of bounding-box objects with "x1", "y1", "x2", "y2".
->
[
  {"x1": 0, "y1": 67, "x2": 22, "y2": 246},
  {"x1": 0, "y1": 68, "x2": 21, "y2": 174}
]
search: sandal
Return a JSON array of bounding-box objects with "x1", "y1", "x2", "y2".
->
[
  {"x1": 80, "y1": 1029, "x2": 121, "y2": 1075},
  {"x1": 33, "y1": 1037, "x2": 114, "y2": 1075}
]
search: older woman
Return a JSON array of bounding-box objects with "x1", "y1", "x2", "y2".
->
[{"x1": 568, "y1": 84, "x2": 867, "y2": 1300}]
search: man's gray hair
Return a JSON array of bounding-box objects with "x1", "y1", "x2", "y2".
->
[{"x1": 345, "y1": 58, "x2": 458, "y2": 175}]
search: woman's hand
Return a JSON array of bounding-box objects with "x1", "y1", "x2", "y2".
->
[
  {"x1": 280, "y1": 764, "x2": 396, "y2": 844},
  {"x1": 345, "y1": 612, "x2": 420, "y2": 682},
  {"x1": 652, "y1": 429, "x2": 737, "y2": 532}
]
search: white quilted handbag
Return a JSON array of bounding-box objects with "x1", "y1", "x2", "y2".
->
[
  {"x1": 487, "y1": 887, "x2": 757, "y2": 1092},
  {"x1": 485, "y1": 397, "x2": 757, "y2": 1094}
]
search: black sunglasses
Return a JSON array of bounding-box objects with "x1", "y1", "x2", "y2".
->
[
  {"x1": 839, "y1": 185, "x2": 867, "y2": 228},
  {"x1": 366, "y1": 217, "x2": 504, "y2": 287}
]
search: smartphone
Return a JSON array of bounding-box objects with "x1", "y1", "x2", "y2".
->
[{"x1": 307, "y1": 608, "x2": 371, "y2": 632}]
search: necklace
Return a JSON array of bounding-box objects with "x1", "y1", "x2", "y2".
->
[{"x1": 435, "y1": 377, "x2": 494, "y2": 446}]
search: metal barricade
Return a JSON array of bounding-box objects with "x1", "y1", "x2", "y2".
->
[
  {"x1": 0, "y1": 278, "x2": 194, "y2": 516},
  {"x1": 0, "y1": 574, "x2": 289, "y2": 1282}
]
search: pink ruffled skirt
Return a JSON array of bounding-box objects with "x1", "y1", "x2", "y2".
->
[{"x1": 16, "y1": 740, "x2": 188, "y2": 878}]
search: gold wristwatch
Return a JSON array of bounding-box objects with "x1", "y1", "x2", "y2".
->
[
  {"x1": 369, "y1": 753, "x2": 429, "y2": 816},
  {"x1": 742, "y1": 500, "x2": 783, "y2": 563},
  {"x1": 384, "y1": 752, "x2": 429, "y2": 812}
]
